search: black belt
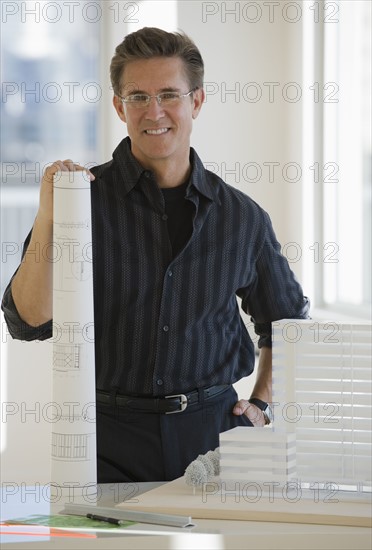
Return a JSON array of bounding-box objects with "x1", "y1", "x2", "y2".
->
[{"x1": 96, "y1": 384, "x2": 230, "y2": 414}]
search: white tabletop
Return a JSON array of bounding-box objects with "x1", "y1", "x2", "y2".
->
[{"x1": 1, "y1": 483, "x2": 371, "y2": 549}]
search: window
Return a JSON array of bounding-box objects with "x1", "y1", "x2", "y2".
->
[
  {"x1": 302, "y1": 0, "x2": 371, "y2": 319},
  {"x1": 1, "y1": 1, "x2": 101, "y2": 294},
  {"x1": 323, "y1": 1, "x2": 371, "y2": 314}
]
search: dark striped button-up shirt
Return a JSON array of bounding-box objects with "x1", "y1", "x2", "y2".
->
[{"x1": 2, "y1": 137, "x2": 310, "y2": 396}]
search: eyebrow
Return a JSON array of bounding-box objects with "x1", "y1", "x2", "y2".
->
[{"x1": 125, "y1": 87, "x2": 182, "y2": 95}]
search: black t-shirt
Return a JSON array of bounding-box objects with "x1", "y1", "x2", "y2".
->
[{"x1": 161, "y1": 180, "x2": 194, "y2": 258}]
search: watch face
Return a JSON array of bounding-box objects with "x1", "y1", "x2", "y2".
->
[{"x1": 264, "y1": 405, "x2": 274, "y2": 423}]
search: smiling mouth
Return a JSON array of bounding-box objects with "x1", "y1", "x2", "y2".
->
[{"x1": 144, "y1": 128, "x2": 170, "y2": 135}]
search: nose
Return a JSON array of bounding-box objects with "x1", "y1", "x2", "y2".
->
[{"x1": 144, "y1": 96, "x2": 165, "y2": 121}]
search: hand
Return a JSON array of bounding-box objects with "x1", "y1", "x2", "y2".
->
[
  {"x1": 37, "y1": 160, "x2": 95, "y2": 225},
  {"x1": 232, "y1": 399, "x2": 266, "y2": 427}
]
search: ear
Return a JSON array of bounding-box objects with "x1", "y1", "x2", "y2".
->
[
  {"x1": 113, "y1": 95, "x2": 127, "y2": 123},
  {"x1": 191, "y1": 88, "x2": 205, "y2": 120}
]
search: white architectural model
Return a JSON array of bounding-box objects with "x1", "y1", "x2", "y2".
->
[
  {"x1": 220, "y1": 320, "x2": 372, "y2": 492},
  {"x1": 220, "y1": 428, "x2": 296, "y2": 483}
]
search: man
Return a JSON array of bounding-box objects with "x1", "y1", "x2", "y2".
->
[{"x1": 2, "y1": 27, "x2": 310, "y2": 482}]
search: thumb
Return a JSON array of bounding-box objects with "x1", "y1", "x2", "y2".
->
[{"x1": 232, "y1": 399, "x2": 249, "y2": 416}]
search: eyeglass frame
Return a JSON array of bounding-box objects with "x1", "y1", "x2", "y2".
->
[{"x1": 119, "y1": 88, "x2": 197, "y2": 108}]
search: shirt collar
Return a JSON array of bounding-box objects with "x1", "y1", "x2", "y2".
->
[
  {"x1": 112, "y1": 136, "x2": 221, "y2": 205},
  {"x1": 112, "y1": 137, "x2": 146, "y2": 195},
  {"x1": 188, "y1": 148, "x2": 221, "y2": 205}
]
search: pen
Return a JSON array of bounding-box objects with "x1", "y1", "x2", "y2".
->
[
  {"x1": 64, "y1": 503, "x2": 194, "y2": 528},
  {"x1": 86, "y1": 513, "x2": 122, "y2": 525}
]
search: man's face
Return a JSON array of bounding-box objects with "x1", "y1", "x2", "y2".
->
[{"x1": 113, "y1": 56, "x2": 204, "y2": 168}]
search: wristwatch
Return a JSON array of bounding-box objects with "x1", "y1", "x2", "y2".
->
[{"x1": 248, "y1": 397, "x2": 274, "y2": 425}]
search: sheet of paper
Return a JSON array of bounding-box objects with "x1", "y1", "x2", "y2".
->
[{"x1": 51, "y1": 171, "x2": 96, "y2": 496}]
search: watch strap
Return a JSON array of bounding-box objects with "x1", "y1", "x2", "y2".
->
[
  {"x1": 248, "y1": 397, "x2": 268, "y2": 410},
  {"x1": 248, "y1": 397, "x2": 272, "y2": 425}
]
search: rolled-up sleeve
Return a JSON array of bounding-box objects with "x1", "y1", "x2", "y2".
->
[
  {"x1": 240, "y1": 211, "x2": 310, "y2": 348},
  {"x1": 2, "y1": 281, "x2": 52, "y2": 341},
  {"x1": 1, "y1": 229, "x2": 53, "y2": 341}
]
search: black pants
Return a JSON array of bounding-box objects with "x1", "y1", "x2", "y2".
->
[{"x1": 96, "y1": 385, "x2": 252, "y2": 483}]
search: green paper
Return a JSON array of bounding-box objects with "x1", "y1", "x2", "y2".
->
[{"x1": 5, "y1": 514, "x2": 135, "y2": 530}]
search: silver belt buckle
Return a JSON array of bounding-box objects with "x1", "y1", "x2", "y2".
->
[{"x1": 165, "y1": 394, "x2": 188, "y2": 414}]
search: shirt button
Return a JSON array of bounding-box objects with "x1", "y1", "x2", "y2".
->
[
  {"x1": 162, "y1": 214, "x2": 168, "y2": 221},
  {"x1": 163, "y1": 325, "x2": 169, "y2": 332},
  {"x1": 144, "y1": 171, "x2": 151, "y2": 178},
  {"x1": 168, "y1": 271, "x2": 173, "y2": 277},
  {"x1": 156, "y1": 379, "x2": 164, "y2": 386}
]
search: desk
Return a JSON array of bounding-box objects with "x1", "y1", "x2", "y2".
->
[{"x1": 1, "y1": 483, "x2": 371, "y2": 549}]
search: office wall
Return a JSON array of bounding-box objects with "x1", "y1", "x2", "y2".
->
[
  {"x1": 179, "y1": 1, "x2": 304, "y2": 272},
  {"x1": 1, "y1": 2, "x2": 305, "y2": 484}
]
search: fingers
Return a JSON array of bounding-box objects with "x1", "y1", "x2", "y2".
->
[
  {"x1": 232, "y1": 399, "x2": 249, "y2": 416},
  {"x1": 60, "y1": 160, "x2": 93, "y2": 176},
  {"x1": 44, "y1": 160, "x2": 95, "y2": 182},
  {"x1": 43, "y1": 160, "x2": 75, "y2": 183},
  {"x1": 232, "y1": 399, "x2": 265, "y2": 427}
]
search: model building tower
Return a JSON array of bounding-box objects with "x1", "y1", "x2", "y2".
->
[{"x1": 220, "y1": 320, "x2": 372, "y2": 492}]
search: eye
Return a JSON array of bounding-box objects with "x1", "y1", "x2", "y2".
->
[
  {"x1": 159, "y1": 92, "x2": 179, "y2": 101},
  {"x1": 129, "y1": 94, "x2": 149, "y2": 103}
]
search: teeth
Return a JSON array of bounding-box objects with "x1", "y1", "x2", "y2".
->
[{"x1": 145, "y1": 128, "x2": 169, "y2": 135}]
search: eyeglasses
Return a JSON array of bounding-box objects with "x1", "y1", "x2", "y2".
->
[{"x1": 119, "y1": 89, "x2": 196, "y2": 109}]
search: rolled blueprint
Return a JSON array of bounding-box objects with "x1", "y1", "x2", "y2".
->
[{"x1": 51, "y1": 170, "x2": 96, "y2": 496}]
